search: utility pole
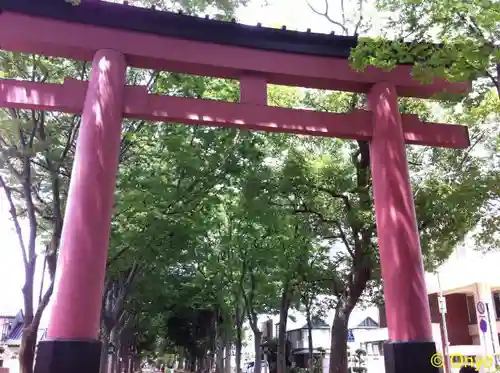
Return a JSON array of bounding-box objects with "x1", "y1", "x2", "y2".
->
[
  {"x1": 486, "y1": 303, "x2": 498, "y2": 368},
  {"x1": 437, "y1": 272, "x2": 451, "y2": 373}
]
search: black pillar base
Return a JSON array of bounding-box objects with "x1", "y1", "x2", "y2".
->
[
  {"x1": 34, "y1": 339, "x2": 101, "y2": 373},
  {"x1": 384, "y1": 341, "x2": 440, "y2": 373}
]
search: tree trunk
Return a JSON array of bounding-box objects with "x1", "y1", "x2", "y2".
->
[
  {"x1": 19, "y1": 261, "x2": 36, "y2": 373},
  {"x1": 189, "y1": 357, "x2": 196, "y2": 373},
  {"x1": 225, "y1": 340, "x2": 232, "y2": 373},
  {"x1": 216, "y1": 334, "x2": 225, "y2": 373},
  {"x1": 18, "y1": 325, "x2": 37, "y2": 373},
  {"x1": 126, "y1": 356, "x2": 133, "y2": 373},
  {"x1": 328, "y1": 298, "x2": 352, "y2": 373},
  {"x1": 235, "y1": 324, "x2": 243, "y2": 373},
  {"x1": 134, "y1": 356, "x2": 141, "y2": 372},
  {"x1": 109, "y1": 327, "x2": 120, "y2": 373},
  {"x1": 277, "y1": 286, "x2": 291, "y2": 373},
  {"x1": 305, "y1": 302, "x2": 314, "y2": 373},
  {"x1": 253, "y1": 330, "x2": 262, "y2": 373},
  {"x1": 178, "y1": 351, "x2": 185, "y2": 370},
  {"x1": 235, "y1": 305, "x2": 244, "y2": 373},
  {"x1": 207, "y1": 349, "x2": 215, "y2": 373},
  {"x1": 100, "y1": 326, "x2": 111, "y2": 373},
  {"x1": 207, "y1": 354, "x2": 213, "y2": 373}
]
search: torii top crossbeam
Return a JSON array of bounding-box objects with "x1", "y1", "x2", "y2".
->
[
  {"x1": 1, "y1": 0, "x2": 469, "y2": 99},
  {"x1": 0, "y1": 0, "x2": 470, "y2": 149}
]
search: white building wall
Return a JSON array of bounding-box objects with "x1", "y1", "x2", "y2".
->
[
  {"x1": 426, "y1": 243, "x2": 500, "y2": 295},
  {"x1": 354, "y1": 323, "x2": 443, "y2": 373},
  {"x1": 310, "y1": 329, "x2": 330, "y2": 350}
]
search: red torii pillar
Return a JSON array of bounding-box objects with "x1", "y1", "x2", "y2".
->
[
  {"x1": 369, "y1": 82, "x2": 436, "y2": 373},
  {"x1": 34, "y1": 49, "x2": 126, "y2": 373}
]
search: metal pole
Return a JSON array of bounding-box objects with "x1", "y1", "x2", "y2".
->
[
  {"x1": 476, "y1": 283, "x2": 489, "y2": 358},
  {"x1": 437, "y1": 273, "x2": 451, "y2": 373},
  {"x1": 486, "y1": 303, "x2": 498, "y2": 367}
]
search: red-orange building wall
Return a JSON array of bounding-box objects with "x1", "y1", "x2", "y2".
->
[{"x1": 378, "y1": 293, "x2": 473, "y2": 346}]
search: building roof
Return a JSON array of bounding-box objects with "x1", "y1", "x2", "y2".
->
[
  {"x1": 1, "y1": 0, "x2": 357, "y2": 59},
  {"x1": 0, "y1": 309, "x2": 20, "y2": 319},
  {"x1": 288, "y1": 317, "x2": 331, "y2": 332},
  {"x1": 306, "y1": 316, "x2": 330, "y2": 329},
  {"x1": 1, "y1": 310, "x2": 24, "y2": 345},
  {"x1": 354, "y1": 317, "x2": 379, "y2": 329}
]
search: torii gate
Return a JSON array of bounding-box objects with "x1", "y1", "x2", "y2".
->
[{"x1": 0, "y1": 0, "x2": 470, "y2": 373}]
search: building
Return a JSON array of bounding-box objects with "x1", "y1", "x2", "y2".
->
[
  {"x1": 286, "y1": 316, "x2": 331, "y2": 369},
  {"x1": 287, "y1": 317, "x2": 331, "y2": 352},
  {"x1": 0, "y1": 311, "x2": 47, "y2": 373},
  {"x1": 257, "y1": 317, "x2": 332, "y2": 373},
  {"x1": 0, "y1": 314, "x2": 16, "y2": 343},
  {"x1": 359, "y1": 246, "x2": 500, "y2": 373},
  {"x1": 0, "y1": 311, "x2": 23, "y2": 373},
  {"x1": 256, "y1": 316, "x2": 367, "y2": 373}
]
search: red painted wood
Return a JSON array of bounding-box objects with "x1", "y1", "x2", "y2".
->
[
  {"x1": 369, "y1": 82, "x2": 433, "y2": 341},
  {"x1": 0, "y1": 12, "x2": 471, "y2": 99},
  {"x1": 240, "y1": 76, "x2": 267, "y2": 105},
  {"x1": 46, "y1": 50, "x2": 127, "y2": 339},
  {"x1": 0, "y1": 78, "x2": 470, "y2": 148}
]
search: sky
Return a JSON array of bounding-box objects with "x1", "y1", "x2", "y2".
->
[
  {"x1": 0, "y1": 0, "x2": 385, "y2": 323},
  {"x1": 0, "y1": 193, "x2": 28, "y2": 315}
]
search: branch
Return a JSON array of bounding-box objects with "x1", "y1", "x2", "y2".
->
[
  {"x1": 13, "y1": 114, "x2": 39, "y2": 264},
  {"x1": 110, "y1": 263, "x2": 140, "y2": 324},
  {"x1": 340, "y1": 0, "x2": 346, "y2": 31},
  {"x1": 334, "y1": 221, "x2": 355, "y2": 258},
  {"x1": 31, "y1": 278, "x2": 54, "y2": 330},
  {"x1": 29, "y1": 158, "x2": 70, "y2": 178},
  {"x1": 306, "y1": 0, "x2": 349, "y2": 34},
  {"x1": 296, "y1": 204, "x2": 354, "y2": 254},
  {"x1": 119, "y1": 71, "x2": 160, "y2": 161},
  {"x1": 243, "y1": 268, "x2": 259, "y2": 332},
  {"x1": 239, "y1": 263, "x2": 256, "y2": 331},
  {"x1": 106, "y1": 246, "x2": 130, "y2": 269},
  {"x1": 353, "y1": 0, "x2": 364, "y2": 35},
  {"x1": 28, "y1": 110, "x2": 39, "y2": 148},
  {"x1": 101, "y1": 281, "x2": 114, "y2": 331},
  {"x1": 45, "y1": 246, "x2": 57, "y2": 280},
  {"x1": 59, "y1": 115, "x2": 80, "y2": 165},
  {"x1": 314, "y1": 186, "x2": 352, "y2": 211}
]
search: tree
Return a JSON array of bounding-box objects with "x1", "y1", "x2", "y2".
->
[
  {"x1": 0, "y1": 54, "x2": 89, "y2": 373},
  {"x1": 351, "y1": 0, "x2": 500, "y2": 97},
  {"x1": 348, "y1": 0, "x2": 500, "y2": 250},
  {"x1": 351, "y1": 349, "x2": 366, "y2": 373},
  {"x1": 296, "y1": 267, "x2": 333, "y2": 373}
]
